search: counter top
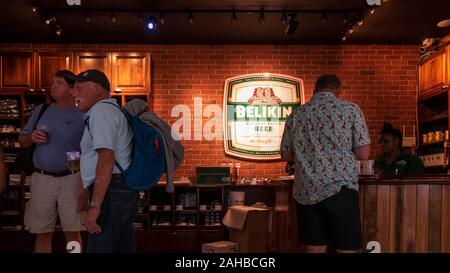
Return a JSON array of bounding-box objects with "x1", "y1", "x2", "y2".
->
[{"x1": 272, "y1": 175, "x2": 450, "y2": 185}]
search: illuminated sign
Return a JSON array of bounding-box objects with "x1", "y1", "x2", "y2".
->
[{"x1": 223, "y1": 73, "x2": 304, "y2": 160}]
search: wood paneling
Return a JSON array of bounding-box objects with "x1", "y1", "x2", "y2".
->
[
  {"x1": 111, "y1": 52, "x2": 150, "y2": 93},
  {"x1": 415, "y1": 185, "x2": 429, "y2": 253},
  {"x1": 419, "y1": 51, "x2": 446, "y2": 94},
  {"x1": 35, "y1": 52, "x2": 72, "y2": 91},
  {"x1": 363, "y1": 185, "x2": 377, "y2": 249},
  {"x1": 74, "y1": 52, "x2": 111, "y2": 80},
  {"x1": 446, "y1": 45, "x2": 450, "y2": 86},
  {"x1": 402, "y1": 185, "x2": 417, "y2": 253},
  {"x1": 442, "y1": 185, "x2": 450, "y2": 252},
  {"x1": 358, "y1": 183, "x2": 450, "y2": 253},
  {"x1": 0, "y1": 52, "x2": 33, "y2": 91},
  {"x1": 375, "y1": 185, "x2": 390, "y2": 253},
  {"x1": 428, "y1": 185, "x2": 442, "y2": 253}
]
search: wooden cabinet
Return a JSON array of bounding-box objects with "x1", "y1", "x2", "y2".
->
[
  {"x1": 111, "y1": 52, "x2": 150, "y2": 93},
  {"x1": 419, "y1": 49, "x2": 447, "y2": 97},
  {"x1": 0, "y1": 50, "x2": 151, "y2": 96},
  {"x1": 446, "y1": 45, "x2": 450, "y2": 86},
  {"x1": 0, "y1": 52, "x2": 34, "y2": 91},
  {"x1": 417, "y1": 46, "x2": 450, "y2": 173},
  {"x1": 74, "y1": 52, "x2": 112, "y2": 80},
  {"x1": 35, "y1": 52, "x2": 72, "y2": 91}
]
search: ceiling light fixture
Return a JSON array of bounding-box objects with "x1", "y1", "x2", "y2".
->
[
  {"x1": 85, "y1": 11, "x2": 91, "y2": 22},
  {"x1": 341, "y1": 13, "x2": 348, "y2": 24},
  {"x1": 55, "y1": 25, "x2": 63, "y2": 36},
  {"x1": 284, "y1": 13, "x2": 299, "y2": 35},
  {"x1": 32, "y1": 0, "x2": 39, "y2": 13},
  {"x1": 231, "y1": 10, "x2": 237, "y2": 23},
  {"x1": 258, "y1": 10, "x2": 265, "y2": 23},
  {"x1": 321, "y1": 12, "x2": 328, "y2": 23},
  {"x1": 280, "y1": 10, "x2": 288, "y2": 24},
  {"x1": 137, "y1": 11, "x2": 144, "y2": 22},
  {"x1": 158, "y1": 12, "x2": 166, "y2": 24},
  {"x1": 188, "y1": 11, "x2": 194, "y2": 24},
  {"x1": 45, "y1": 12, "x2": 57, "y2": 25},
  {"x1": 111, "y1": 11, "x2": 117, "y2": 23},
  {"x1": 146, "y1": 16, "x2": 157, "y2": 31}
]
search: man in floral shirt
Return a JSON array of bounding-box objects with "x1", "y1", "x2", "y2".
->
[{"x1": 281, "y1": 74, "x2": 371, "y2": 253}]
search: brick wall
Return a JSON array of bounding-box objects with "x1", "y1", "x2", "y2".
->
[{"x1": 0, "y1": 44, "x2": 420, "y2": 180}]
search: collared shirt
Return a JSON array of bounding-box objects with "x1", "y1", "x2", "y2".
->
[
  {"x1": 280, "y1": 92, "x2": 371, "y2": 205},
  {"x1": 374, "y1": 149, "x2": 424, "y2": 176},
  {"x1": 80, "y1": 98, "x2": 133, "y2": 188},
  {"x1": 22, "y1": 103, "x2": 84, "y2": 171}
]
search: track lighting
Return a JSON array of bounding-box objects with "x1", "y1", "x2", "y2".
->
[{"x1": 321, "y1": 13, "x2": 328, "y2": 23}]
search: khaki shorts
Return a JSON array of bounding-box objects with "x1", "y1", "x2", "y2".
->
[{"x1": 24, "y1": 172, "x2": 85, "y2": 234}]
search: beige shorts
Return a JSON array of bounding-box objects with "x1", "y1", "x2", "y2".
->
[{"x1": 24, "y1": 172, "x2": 85, "y2": 234}]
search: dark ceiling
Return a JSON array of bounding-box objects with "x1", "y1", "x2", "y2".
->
[{"x1": 0, "y1": 0, "x2": 449, "y2": 44}]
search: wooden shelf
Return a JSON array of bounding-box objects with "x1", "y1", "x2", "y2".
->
[
  {"x1": 418, "y1": 86, "x2": 448, "y2": 102},
  {"x1": 420, "y1": 141, "x2": 446, "y2": 147},
  {"x1": 420, "y1": 114, "x2": 448, "y2": 125}
]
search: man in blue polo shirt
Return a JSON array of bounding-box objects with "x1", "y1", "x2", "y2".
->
[
  {"x1": 72, "y1": 69, "x2": 136, "y2": 253},
  {"x1": 19, "y1": 70, "x2": 85, "y2": 253}
]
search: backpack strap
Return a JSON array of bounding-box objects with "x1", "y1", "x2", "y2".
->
[
  {"x1": 33, "y1": 103, "x2": 50, "y2": 130},
  {"x1": 84, "y1": 101, "x2": 129, "y2": 174}
]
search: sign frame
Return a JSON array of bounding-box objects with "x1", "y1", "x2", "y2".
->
[{"x1": 223, "y1": 73, "x2": 304, "y2": 161}]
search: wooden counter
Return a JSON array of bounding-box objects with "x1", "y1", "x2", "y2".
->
[{"x1": 272, "y1": 176, "x2": 450, "y2": 253}]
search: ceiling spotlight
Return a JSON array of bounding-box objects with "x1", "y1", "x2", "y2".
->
[
  {"x1": 55, "y1": 25, "x2": 63, "y2": 36},
  {"x1": 370, "y1": 8, "x2": 376, "y2": 14},
  {"x1": 137, "y1": 11, "x2": 144, "y2": 22},
  {"x1": 347, "y1": 25, "x2": 354, "y2": 34},
  {"x1": 32, "y1": 0, "x2": 39, "y2": 13},
  {"x1": 158, "y1": 12, "x2": 166, "y2": 24},
  {"x1": 258, "y1": 11, "x2": 265, "y2": 23},
  {"x1": 146, "y1": 16, "x2": 157, "y2": 31},
  {"x1": 188, "y1": 11, "x2": 194, "y2": 24},
  {"x1": 281, "y1": 11, "x2": 288, "y2": 24},
  {"x1": 284, "y1": 13, "x2": 299, "y2": 35},
  {"x1": 321, "y1": 13, "x2": 328, "y2": 23},
  {"x1": 85, "y1": 11, "x2": 91, "y2": 22},
  {"x1": 111, "y1": 11, "x2": 117, "y2": 23},
  {"x1": 340, "y1": 30, "x2": 347, "y2": 42},
  {"x1": 341, "y1": 13, "x2": 348, "y2": 24},
  {"x1": 45, "y1": 12, "x2": 57, "y2": 25},
  {"x1": 357, "y1": 15, "x2": 364, "y2": 26}
]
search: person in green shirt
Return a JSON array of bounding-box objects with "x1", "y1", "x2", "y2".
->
[{"x1": 374, "y1": 123, "x2": 424, "y2": 176}]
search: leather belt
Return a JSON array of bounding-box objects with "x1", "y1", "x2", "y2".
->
[
  {"x1": 34, "y1": 167, "x2": 77, "y2": 177},
  {"x1": 111, "y1": 174, "x2": 123, "y2": 180}
]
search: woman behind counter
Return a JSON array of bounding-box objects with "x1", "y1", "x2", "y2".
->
[{"x1": 374, "y1": 123, "x2": 424, "y2": 176}]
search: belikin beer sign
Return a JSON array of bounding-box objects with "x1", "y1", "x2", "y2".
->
[{"x1": 223, "y1": 73, "x2": 304, "y2": 160}]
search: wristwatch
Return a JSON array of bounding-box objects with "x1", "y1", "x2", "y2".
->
[{"x1": 89, "y1": 200, "x2": 100, "y2": 209}]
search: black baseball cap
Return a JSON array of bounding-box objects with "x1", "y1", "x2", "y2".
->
[{"x1": 74, "y1": 69, "x2": 110, "y2": 92}]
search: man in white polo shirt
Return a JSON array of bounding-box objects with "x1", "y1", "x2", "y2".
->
[{"x1": 72, "y1": 69, "x2": 136, "y2": 253}]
